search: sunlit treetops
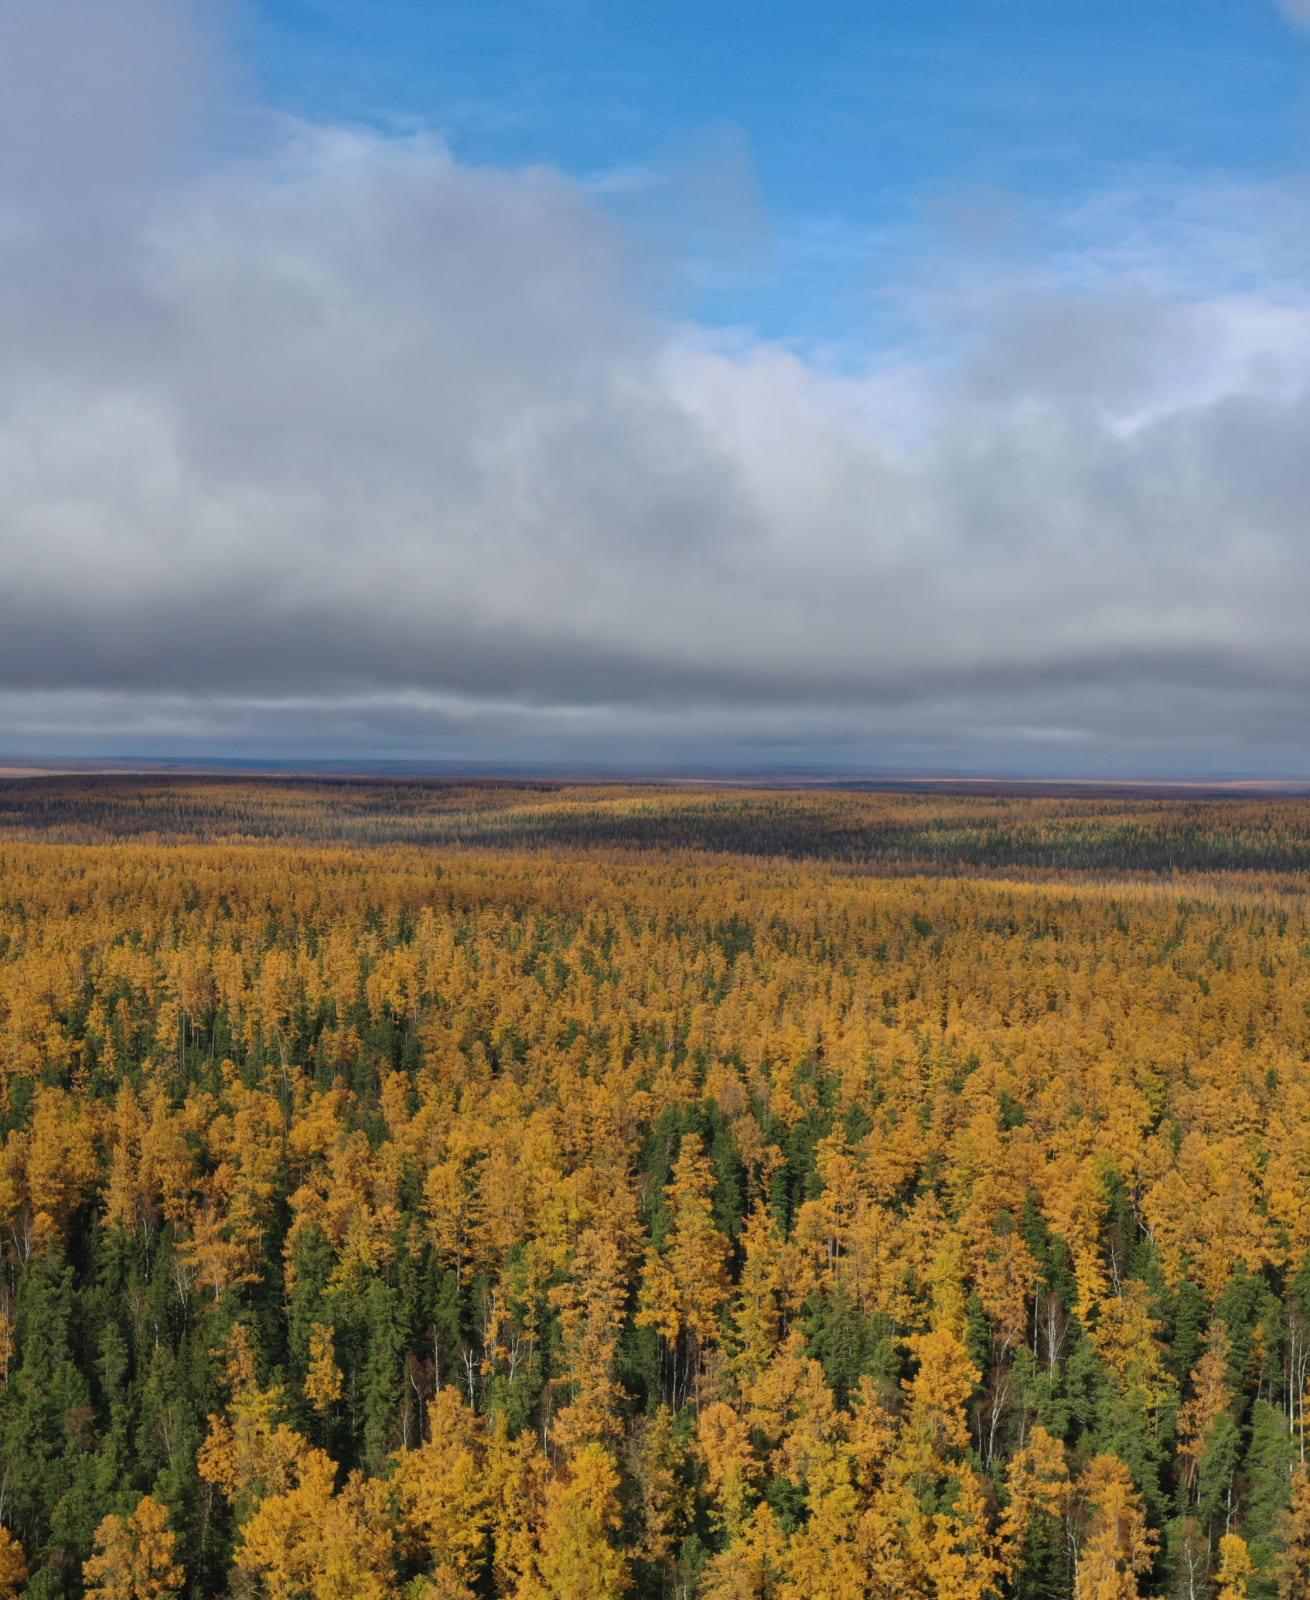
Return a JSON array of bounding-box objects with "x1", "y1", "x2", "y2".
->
[{"x1": 1, "y1": 782, "x2": 1310, "y2": 1596}]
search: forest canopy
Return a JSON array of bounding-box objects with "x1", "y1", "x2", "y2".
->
[{"x1": 1, "y1": 776, "x2": 1309, "y2": 1597}]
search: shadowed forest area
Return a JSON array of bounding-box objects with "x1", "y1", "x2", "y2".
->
[
  {"x1": 1, "y1": 779, "x2": 1310, "y2": 1596},
  {"x1": 6, "y1": 774, "x2": 1310, "y2": 875}
]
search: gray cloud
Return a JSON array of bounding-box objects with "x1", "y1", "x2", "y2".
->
[
  {"x1": 3, "y1": 2, "x2": 1310, "y2": 774},
  {"x1": 0, "y1": 0, "x2": 237, "y2": 246}
]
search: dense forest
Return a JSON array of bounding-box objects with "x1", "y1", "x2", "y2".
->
[
  {"x1": 7, "y1": 775, "x2": 1310, "y2": 876},
  {"x1": 3, "y1": 777, "x2": 1310, "y2": 1597}
]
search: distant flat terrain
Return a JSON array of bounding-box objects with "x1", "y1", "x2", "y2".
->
[{"x1": 4, "y1": 770, "x2": 1310, "y2": 878}]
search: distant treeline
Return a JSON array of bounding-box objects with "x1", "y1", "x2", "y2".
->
[{"x1": 5, "y1": 775, "x2": 1310, "y2": 877}]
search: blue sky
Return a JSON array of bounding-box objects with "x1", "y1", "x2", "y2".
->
[{"x1": 243, "y1": 0, "x2": 1310, "y2": 344}]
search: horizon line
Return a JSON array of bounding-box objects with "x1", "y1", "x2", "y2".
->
[{"x1": 5, "y1": 755, "x2": 1310, "y2": 796}]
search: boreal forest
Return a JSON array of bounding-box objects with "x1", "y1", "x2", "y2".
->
[{"x1": 4, "y1": 775, "x2": 1310, "y2": 1600}]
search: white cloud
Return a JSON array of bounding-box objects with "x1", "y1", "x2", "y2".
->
[{"x1": 3, "y1": 1, "x2": 1310, "y2": 773}]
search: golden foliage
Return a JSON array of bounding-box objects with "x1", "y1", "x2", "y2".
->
[
  {"x1": 83, "y1": 1497, "x2": 184, "y2": 1600},
  {"x1": 305, "y1": 1322, "x2": 344, "y2": 1414},
  {"x1": 4, "y1": 780, "x2": 1310, "y2": 1595},
  {"x1": 0, "y1": 1529, "x2": 27, "y2": 1600}
]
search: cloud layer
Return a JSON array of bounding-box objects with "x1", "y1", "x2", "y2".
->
[{"x1": 3, "y1": 1, "x2": 1310, "y2": 773}]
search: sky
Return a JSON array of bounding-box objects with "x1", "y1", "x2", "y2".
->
[{"x1": 2, "y1": 1, "x2": 1310, "y2": 775}]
